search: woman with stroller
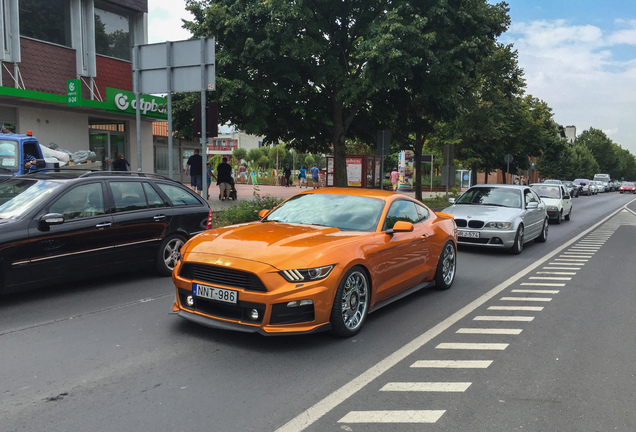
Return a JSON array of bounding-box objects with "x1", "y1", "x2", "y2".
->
[{"x1": 216, "y1": 157, "x2": 233, "y2": 200}]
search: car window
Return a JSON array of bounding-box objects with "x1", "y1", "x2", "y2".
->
[
  {"x1": 0, "y1": 178, "x2": 61, "y2": 219},
  {"x1": 156, "y1": 183, "x2": 202, "y2": 206},
  {"x1": 143, "y1": 182, "x2": 167, "y2": 208},
  {"x1": 384, "y1": 200, "x2": 420, "y2": 230},
  {"x1": 525, "y1": 189, "x2": 539, "y2": 206},
  {"x1": 49, "y1": 183, "x2": 105, "y2": 220},
  {"x1": 415, "y1": 202, "x2": 430, "y2": 221},
  {"x1": 110, "y1": 181, "x2": 148, "y2": 212}
]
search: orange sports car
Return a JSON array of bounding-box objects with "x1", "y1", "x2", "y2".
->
[{"x1": 171, "y1": 188, "x2": 458, "y2": 337}]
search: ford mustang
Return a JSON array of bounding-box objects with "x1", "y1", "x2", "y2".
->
[{"x1": 171, "y1": 188, "x2": 457, "y2": 337}]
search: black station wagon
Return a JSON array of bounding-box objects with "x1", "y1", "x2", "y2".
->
[{"x1": 0, "y1": 171, "x2": 212, "y2": 294}]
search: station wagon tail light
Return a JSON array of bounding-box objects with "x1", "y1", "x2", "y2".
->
[
  {"x1": 484, "y1": 222, "x2": 512, "y2": 229},
  {"x1": 280, "y1": 265, "x2": 334, "y2": 282},
  {"x1": 206, "y1": 208, "x2": 213, "y2": 229}
]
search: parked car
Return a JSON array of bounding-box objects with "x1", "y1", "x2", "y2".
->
[
  {"x1": 530, "y1": 183, "x2": 573, "y2": 223},
  {"x1": 171, "y1": 188, "x2": 457, "y2": 337},
  {"x1": 619, "y1": 182, "x2": 636, "y2": 194},
  {"x1": 573, "y1": 179, "x2": 592, "y2": 196},
  {"x1": 589, "y1": 180, "x2": 600, "y2": 194},
  {"x1": 442, "y1": 184, "x2": 548, "y2": 255},
  {"x1": 0, "y1": 171, "x2": 212, "y2": 294},
  {"x1": 562, "y1": 180, "x2": 580, "y2": 197}
]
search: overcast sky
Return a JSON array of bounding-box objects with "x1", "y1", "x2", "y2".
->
[{"x1": 147, "y1": 0, "x2": 636, "y2": 154}]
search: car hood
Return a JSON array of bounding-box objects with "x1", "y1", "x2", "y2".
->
[
  {"x1": 537, "y1": 197, "x2": 563, "y2": 206},
  {"x1": 441, "y1": 204, "x2": 524, "y2": 221},
  {"x1": 183, "y1": 221, "x2": 368, "y2": 269}
]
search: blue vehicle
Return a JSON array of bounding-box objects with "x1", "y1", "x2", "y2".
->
[{"x1": 0, "y1": 131, "x2": 46, "y2": 178}]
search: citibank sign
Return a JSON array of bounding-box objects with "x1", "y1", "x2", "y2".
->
[{"x1": 105, "y1": 88, "x2": 167, "y2": 119}]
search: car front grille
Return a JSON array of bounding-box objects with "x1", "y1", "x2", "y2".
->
[
  {"x1": 178, "y1": 289, "x2": 265, "y2": 323},
  {"x1": 454, "y1": 219, "x2": 485, "y2": 229},
  {"x1": 179, "y1": 263, "x2": 268, "y2": 292}
]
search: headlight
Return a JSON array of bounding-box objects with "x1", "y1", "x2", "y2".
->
[
  {"x1": 546, "y1": 205, "x2": 558, "y2": 212},
  {"x1": 484, "y1": 222, "x2": 512, "y2": 229},
  {"x1": 280, "y1": 265, "x2": 334, "y2": 282}
]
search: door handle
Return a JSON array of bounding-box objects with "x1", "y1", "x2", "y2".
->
[
  {"x1": 95, "y1": 222, "x2": 112, "y2": 229},
  {"x1": 154, "y1": 215, "x2": 167, "y2": 222}
]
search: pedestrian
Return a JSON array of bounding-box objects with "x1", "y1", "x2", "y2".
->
[
  {"x1": 310, "y1": 164, "x2": 320, "y2": 188},
  {"x1": 216, "y1": 156, "x2": 233, "y2": 200},
  {"x1": 206, "y1": 162, "x2": 217, "y2": 196},
  {"x1": 238, "y1": 164, "x2": 247, "y2": 183},
  {"x1": 299, "y1": 166, "x2": 307, "y2": 188},
  {"x1": 112, "y1": 152, "x2": 130, "y2": 171},
  {"x1": 390, "y1": 167, "x2": 399, "y2": 191},
  {"x1": 283, "y1": 163, "x2": 292, "y2": 187},
  {"x1": 185, "y1": 148, "x2": 203, "y2": 194}
]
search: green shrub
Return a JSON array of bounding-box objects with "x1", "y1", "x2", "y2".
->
[{"x1": 211, "y1": 191, "x2": 285, "y2": 228}]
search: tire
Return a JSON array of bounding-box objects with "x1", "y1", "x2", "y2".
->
[
  {"x1": 556, "y1": 210, "x2": 562, "y2": 224},
  {"x1": 536, "y1": 218, "x2": 548, "y2": 243},
  {"x1": 156, "y1": 234, "x2": 187, "y2": 276},
  {"x1": 509, "y1": 224, "x2": 524, "y2": 255},
  {"x1": 434, "y1": 241, "x2": 456, "y2": 290},
  {"x1": 565, "y1": 207, "x2": 571, "y2": 221},
  {"x1": 330, "y1": 266, "x2": 370, "y2": 337}
]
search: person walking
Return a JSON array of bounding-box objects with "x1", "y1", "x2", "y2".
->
[
  {"x1": 390, "y1": 167, "x2": 399, "y2": 191},
  {"x1": 299, "y1": 166, "x2": 307, "y2": 188},
  {"x1": 283, "y1": 164, "x2": 292, "y2": 187},
  {"x1": 185, "y1": 148, "x2": 203, "y2": 194},
  {"x1": 216, "y1": 156, "x2": 233, "y2": 200},
  {"x1": 112, "y1": 152, "x2": 130, "y2": 171},
  {"x1": 310, "y1": 164, "x2": 320, "y2": 188}
]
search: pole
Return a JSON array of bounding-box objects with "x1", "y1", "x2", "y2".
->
[
  {"x1": 200, "y1": 38, "x2": 208, "y2": 200},
  {"x1": 166, "y1": 42, "x2": 174, "y2": 179},
  {"x1": 133, "y1": 45, "x2": 142, "y2": 172}
]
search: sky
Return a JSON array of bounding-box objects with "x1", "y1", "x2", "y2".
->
[{"x1": 147, "y1": 0, "x2": 636, "y2": 154}]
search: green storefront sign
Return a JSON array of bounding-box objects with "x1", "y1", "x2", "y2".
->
[
  {"x1": 104, "y1": 88, "x2": 167, "y2": 119},
  {"x1": 67, "y1": 79, "x2": 81, "y2": 106}
]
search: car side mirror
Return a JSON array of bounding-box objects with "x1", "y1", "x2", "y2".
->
[
  {"x1": 448, "y1": 197, "x2": 456, "y2": 204},
  {"x1": 258, "y1": 209, "x2": 270, "y2": 219},
  {"x1": 35, "y1": 159, "x2": 46, "y2": 169},
  {"x1": 386, "y1": 220, "x2": 414, "y2": 235},
  {"x1": 526, "y1": 202, "x2": 539, "y2": 209},
  {"x1": 38, "y1": 213, "x2": 65, "y2": 230}
]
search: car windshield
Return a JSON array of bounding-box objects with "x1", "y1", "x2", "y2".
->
[
  {"x1": 623, "y1": 182, "x2": 635, "y2": 187},
  {"x1": 531, "y1": 185, "x2": 561, "y2": 199},
  {"x1": 264, "y1": 193, "x2": 385, "y2": 232},
  {"x1": 0, "y1": 139, "x2": 19, "y2": 172},
  {"x1": 0, "y1": 178, "x2": 63, "y2": 219},
  {"x1": 456, "y1": 187, "x2": 522, "y2": 208}
]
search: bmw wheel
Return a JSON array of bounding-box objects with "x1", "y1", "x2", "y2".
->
[
  {"x1": 156, "y1": 234, "x2": 187, "y2": 276},
  {"x1": 536, "y1": 218, "x2": 548, "y2": 243},
  {"x1": 509, "y1": 224, "x2": 524, "y2": 255},
  {"x1": 434, "y1": 241, "x2": 456, "y2": 290},
  {"x1": 330, "y1": 266, "x2": 370, "y2": 337}
]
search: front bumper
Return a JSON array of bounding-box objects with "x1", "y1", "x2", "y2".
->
[{"x1": 456, "y1": 228, "x2": 517, "y2": 249}]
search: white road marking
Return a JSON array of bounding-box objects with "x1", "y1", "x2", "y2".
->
[
  {"x1": 520, "y1": 282, "x2": 565, "y2": 286},
  {"x1": 380, "y1": 382, "x2": 472, "y2": 392},
  {"x1": 512, "y1": 289, "x2": 560, "y2": 294},
  {"x1": 457, "y1": 328, "x2": 523, "y2": 334},
  {"x1": 501, "y1": 296, "x2": 552, "y2": 301},
  {"x1": 338, "y1": 410, "x2": 445, "y2": 424},
  {"x1": 411, "y1": 360, "x2": 493, "y2": 368},
  {"x1": 536, "y1": 271, "x2": 575, "y2": 275},
  {"x1": 473, "y1": 316, "x2": 534, "y2": 322},
  {"x1": 488, "y1": 305, "x2": 544, "y2": 311},
  {"x1": 529, "y1": 276, "x2": 571, "y2": 280},
  {"x1": 543, "y1": 266, "x2": 581, "y2": 270},
  {"x1": 436, "y1": 343, "x2": 509, "y2": 350}
]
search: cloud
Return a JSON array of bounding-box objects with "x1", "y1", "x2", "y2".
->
[
  {"x1": 502, "y1": 19, "x2": 636, "y2": 152},
  {"x1": 147, "y1": 0, "x2": 193, "y2": 43}
]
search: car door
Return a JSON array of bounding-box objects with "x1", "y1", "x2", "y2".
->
[
  {"x1": 523, "y1": 188, "x2": 545, "y2": 238},
  {"x1": 367, "y1": 199, "x2": 433, "y2": 302},
  {"x1": 15, "y1": 182, "x2": 115, "y2": 285},
  {"x1": 560, "y1": 185, "x2": 572, "y2": 216},
  {"x1": 107, "y1": 180, "x2": 173, "y2": 266}
]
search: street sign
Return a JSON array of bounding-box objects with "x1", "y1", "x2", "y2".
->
[
  {"x1": 421, "y1": 154, "x2": 435, "y2": 163},
  {"x1": 377, "y1": 130, "x2": 391, "y2": 155}
]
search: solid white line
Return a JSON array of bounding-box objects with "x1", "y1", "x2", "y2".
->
[
  {"x1": 474, "y1": 315, "x2": 534, "y2": 322},
  {"x1": 488, "y1": 305, "x2": 544, "y2": 311},
  {"x1": 338, "y1": 410, "x2": 445, "y2": 424},
  {"x1": 501, "y1": 296, "x2": 552, "y2": 301},
  {"x1": 512, "y1": 289, "x2": 560, "y2": 294},
  {"x1": 520, "y1": 282, "x2": 565, "y2": 286},
  {"x1": 411, "y1": 360, "x2": 493, "y2": 368},
  {"x1": 380, "y1": 382, "x2": 472, "y2": 392},
  {"x1": 274, "y1": 200, "x2": 634, "y2": 432},
  {"x1": 436, "y1": 343, "x2": 509, "y2": 350},
  {"x1": 457, "y1": 328, "x2": 523, "y2": 334}
]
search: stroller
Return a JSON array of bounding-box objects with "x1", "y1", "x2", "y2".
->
[{"x1": 220, "y1": 177, "x2": 238, "y2": 200}]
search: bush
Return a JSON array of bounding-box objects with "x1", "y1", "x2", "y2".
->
[{"x1": 211, "y1": 191, "x2": 285, "y2": 228}]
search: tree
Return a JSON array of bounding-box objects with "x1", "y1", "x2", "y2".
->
[
  {"x1": 183, "y1": 0, "x2": 510, "y2": 188},
  {"x1": 246, "y1": 148, "x2": 263, "y2": 168},
  {"x1": 232, "y1": 147, "x2": 247, "y2": 164}
]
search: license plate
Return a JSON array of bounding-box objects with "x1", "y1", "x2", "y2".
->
[
  {"x1": 458, "y1": 230, "x2": 480, "y2": 238},
  {"x1": 193, "y1": 283, "x2": 237, "y2": 304}
]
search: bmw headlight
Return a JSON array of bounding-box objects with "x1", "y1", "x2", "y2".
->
[
  {"x1": 484, "y1": 222, "x2": 512, "y2": 229},
  {"x1": 280, "y1": 265, "x2": 334, "y2": 282}
]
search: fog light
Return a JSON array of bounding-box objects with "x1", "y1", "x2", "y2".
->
[
  {"x1": 249, "y1": 309, "x2": 259, "y2": 320},
  {"x1": 287, "y1": 299, "x2": 313, "y2": 307},
  {"x1": 186, "y1": 295, "x2": 194, "y2": 306}
]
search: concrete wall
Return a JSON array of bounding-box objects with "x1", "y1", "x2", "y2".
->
[{"x1": 17, "y1": 107, "x2": 89, "y2": 151}]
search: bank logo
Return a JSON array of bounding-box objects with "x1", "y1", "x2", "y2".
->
[
  {"x1": 115, "y1": 93, "x2": 130, "y2": 110},
  {"x1": 113, "y1": 92, "x2": 166, "y2": 115}
]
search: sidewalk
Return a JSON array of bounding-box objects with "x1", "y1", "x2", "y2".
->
[{"x1": 203, "y1": 183, "x2": 447, "y2": 211}]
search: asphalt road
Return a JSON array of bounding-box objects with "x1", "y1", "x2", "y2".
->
[{"x1": 1, "y1": 192, "x2": 634, "y2": 432}]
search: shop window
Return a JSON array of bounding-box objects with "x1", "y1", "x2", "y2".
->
[
  {"x1": 19, "y1": 0, "x2": 71, "y2": 47},
  {"x1": 94, "y1": 1, "x2": 131, "y2": 61}
]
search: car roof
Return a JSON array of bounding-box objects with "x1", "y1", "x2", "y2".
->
[
  {"x1": 20, "y1": 170, "x2": 177, "y2": 182},
  {"x1": 467, "y1": 184, "x2": 527, "y2": 190}
]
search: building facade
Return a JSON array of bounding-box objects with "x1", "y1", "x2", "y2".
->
[{"x1": 0, "y1": 0, "x2": 162, "y2": 171}]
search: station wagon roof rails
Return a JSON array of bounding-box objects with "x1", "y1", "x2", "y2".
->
[{"x1": 78, "y1": 171, "x2": 174, "y2": 181}]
